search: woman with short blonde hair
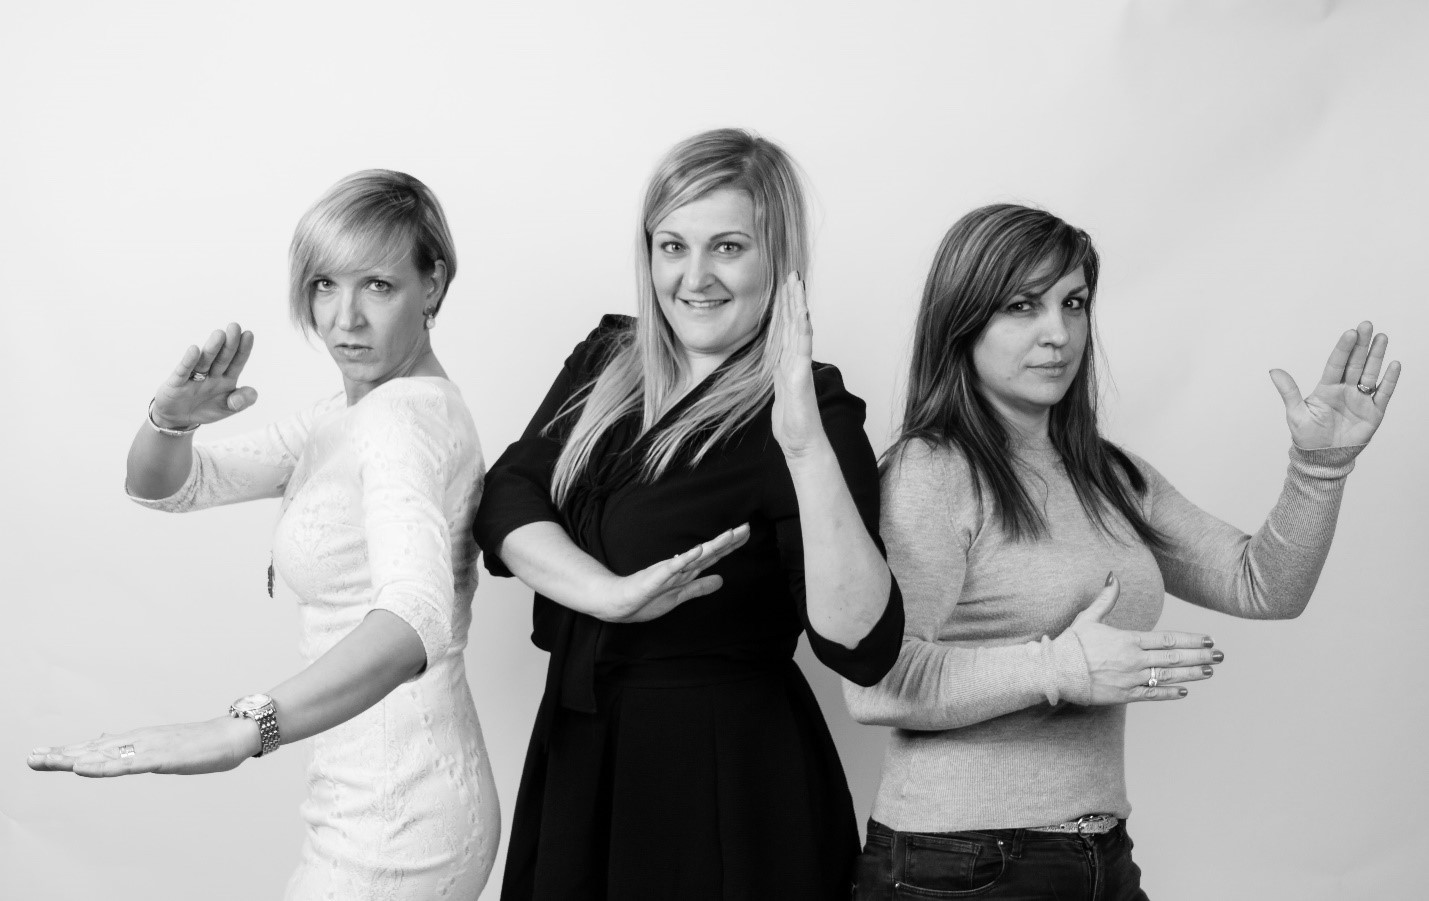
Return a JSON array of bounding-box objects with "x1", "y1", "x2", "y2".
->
[{"x1": 32, "y1": 170, "x2": 500, "y2": 899}]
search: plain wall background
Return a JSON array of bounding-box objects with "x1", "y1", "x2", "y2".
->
[{"x1": 3, "y1": 1, "x2": 1425, "y2": 898}]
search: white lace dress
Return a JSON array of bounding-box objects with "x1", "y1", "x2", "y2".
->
[{"x1": 132, "y1": 377, "x2": 500, "y2": 900}]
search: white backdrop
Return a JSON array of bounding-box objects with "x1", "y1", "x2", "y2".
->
[{"x1": 3, "y1": 2, "x2": 1425, "y2": 898}]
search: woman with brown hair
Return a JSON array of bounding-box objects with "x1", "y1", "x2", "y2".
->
[{"x1": 847, "y1": 203, "x2": 1398, "y2": 899}]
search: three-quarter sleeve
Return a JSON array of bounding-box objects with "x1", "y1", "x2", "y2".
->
[
  {"x1": 126, "y1": 397, "x2": 335, "y2": 512},
  {"x1": 764, "y1": 363, "x2": 903, "y2": 687},
  {"x1": 352, "y1": 382, "x2": 474, "y2": 671},
  {"x1": 1143, "y1": 444, "x2": 1360, "y2": 619},
  {"x1": 842, "y1": 441, "x2": 1091, "y2": 731},
  {"x1": 475, "y1": 315, "x2": 631, "y2": 577}
]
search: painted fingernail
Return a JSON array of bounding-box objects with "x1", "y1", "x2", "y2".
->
[
  {"x1": 1211, "y1": 650, "x2": 1224, "y2": 663},
  {"x1": 1105, "y1": 571, "x2": 1114, "y2": 586},
  {"x1": 1202, "y1": 637, "x2": 1214, "y2": 648},
  {"x1": 1201, "y1": 666, "x2": 1214, "y2": 677},
  {"x1": 1178, "y1": 688, "x2": 1188, "y2": 697}
]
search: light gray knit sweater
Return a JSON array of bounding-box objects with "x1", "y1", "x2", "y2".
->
[{"x1": 844, "y1": 439, "x2": 1358, "y2": 832}]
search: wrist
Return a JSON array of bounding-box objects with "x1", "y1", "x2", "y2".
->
[
  {"x1": 781, "y1": 435, "x2": 836, "y2": 467},
  {"x1": 592, "y1": 572, "x2": 636, "y2": 623},
  {"x1": 147, "y1": 399, "x2": 198, "y2": 436},
  {"x1": 219, "y1": 714, "x2": 262, "y2": 759}
]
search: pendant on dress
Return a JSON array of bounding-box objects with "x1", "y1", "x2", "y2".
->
[{"x1": 267, "y1": 558, "x2": 275, "y2": 598}]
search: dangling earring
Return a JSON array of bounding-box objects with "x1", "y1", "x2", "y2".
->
[{"x1": 423, "y1": 307, "x2": 436, "y2": 330}]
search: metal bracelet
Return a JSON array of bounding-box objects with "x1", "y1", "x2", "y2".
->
[{"x1": 146, "y1": 399, "x2": 198, "y2": 438}]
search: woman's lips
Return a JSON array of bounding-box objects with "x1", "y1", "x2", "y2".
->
[{"x1": 679, "y1": 297, "x2": 731, "y2": 311}]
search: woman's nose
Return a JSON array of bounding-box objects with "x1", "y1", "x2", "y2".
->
[
  {"x1": 335, "y1": 291, "x2": 365, "y2": 330},
  {"x1": 680, "y1": 252, "x2": 714, "y2": 293},
  {"x1": 1039, "y1": 310, "x2": 1070, "y2": 346}
]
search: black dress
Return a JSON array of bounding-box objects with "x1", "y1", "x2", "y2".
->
[{"x1": 475, "y1": 316, "x2": 904, "y2": 901}]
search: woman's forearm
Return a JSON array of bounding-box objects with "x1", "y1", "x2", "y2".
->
[
  {"x1": 495, "y1": 521, "x2": 625, "y2": 619},
  {"x1": 263, "y1": 609, "x2": 426, "y2": 748},
  {"x1": 786, "y1": 442, "x2": 892, "y2": 648},
  {"x1": 125, "y1": 417, "x2": 197, "y2": 500}
]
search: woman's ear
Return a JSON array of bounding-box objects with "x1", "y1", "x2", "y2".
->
[{"x1": 427, "y1": 260, "x2": 449, "y2": 305}]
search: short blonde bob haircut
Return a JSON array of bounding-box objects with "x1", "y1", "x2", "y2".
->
[{"x1": 288, "y1": 170, "x2": 457, "y2": 334}]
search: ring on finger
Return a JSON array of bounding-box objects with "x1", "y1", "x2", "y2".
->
[
  {"x1": 1146, "y1": 666, "x2": 1159, "y2": 689},
  {"x1": 1356, "y1": 382, "x2": 1376, "y2": 395},
  {"x1": 189, "y1": 370, "x2": 209, "y2": 382},
  {"x1": 117, "y1": 744, "x2": 136, "y2": 759}
]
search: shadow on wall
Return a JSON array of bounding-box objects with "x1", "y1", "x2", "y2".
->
[{"x1": 795, "y1": 639, "x2": 888, "y2": 842}]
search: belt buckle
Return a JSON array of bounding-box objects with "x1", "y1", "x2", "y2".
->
[{"x1": 1075, "y1": 814, "x2": 1112, "y2": 835}]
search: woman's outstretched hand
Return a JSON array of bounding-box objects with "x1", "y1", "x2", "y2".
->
[
  {"x1": 598, "y1": 524, "x2": 752, "y2": 623},
  {"x1": 150, "y1": 322, "x2": 258, "y2": 430},
  {"x1": 1269, "y1": 321, "x2": 1400, "y2": 450},
  {"x1": 1064, "y1": 575, "x2": 1222, "y2": 704},
  {"x1": 28, "y1": 718, "x2": 259, "y2": 778},
  {"x1": 771, "y1": 273, "x2": 828, "y2": 460}
]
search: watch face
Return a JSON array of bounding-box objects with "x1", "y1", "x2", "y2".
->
[{"x1": 232, "y1": 694, "x2": 273, "y2": 715}]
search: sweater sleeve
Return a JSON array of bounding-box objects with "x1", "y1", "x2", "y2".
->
[
  {"x1": 1142, "y1": 444, "x2": 1359, "y2": 619},
  {"x1": 843, "y1": 441, "x2": 1091, "y2": 730},
  {"x1": 474, "y1": 315, "x2": 631, "y2": 577},
  {"x1": 765, "y1": 364, "x2": 903, "y2": 686},
  {"x1": 126, "y1": 397, "x2": 331, "y2": 512}
]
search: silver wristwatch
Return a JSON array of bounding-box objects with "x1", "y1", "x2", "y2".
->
[{"x1": 229, "y1": 693, "x2": 281, "y2": 757}]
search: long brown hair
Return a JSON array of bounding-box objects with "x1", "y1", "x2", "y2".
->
[
  {"x1": 549, "y1": 128, "x2": 810, "y2": 506},
  {"x1": 890, "y1": 203, "x2": 1164, "y2": 548}
]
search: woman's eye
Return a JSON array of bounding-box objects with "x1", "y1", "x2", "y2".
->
[
  {"x1": 313, "y1": 278, "x2": 333, "y2": 292},
  {"x1": 659, "y1": 241, "x2": 685, "y2": 254},
  {"x1": 367, "y1": 279, "x2": 391, "y2": 292},
  {"x1": 1007, "y1": 300, "x2": 1032, "y2": 313},
  {"x1": 1065, "y1": 296, "x2": 1087, "y2": 310},
  {"x1": 714, "y1": 241, "x2": 742, "y2": 254}
]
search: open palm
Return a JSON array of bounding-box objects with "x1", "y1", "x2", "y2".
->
[
  {"x1": 771, "y1": 272, "x2": 825, "y2": 458},
  {"x1": 151, "y1": 322, "x2": 258, "y2": 429},
  {"x1": 1269, "y1": 321, "x2": 1400, "y2": 450}
]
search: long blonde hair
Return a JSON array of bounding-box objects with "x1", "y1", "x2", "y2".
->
[{"x1": 549, "y1": 128, "x2": 811, "y2": 506}]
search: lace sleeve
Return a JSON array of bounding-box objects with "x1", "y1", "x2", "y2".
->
[
  {"x1": 126, "y1": 397, "x2": 336, "y2": 513},
  {"x1": 353, "y1": 381, "x2": 475, "y2": 671}
]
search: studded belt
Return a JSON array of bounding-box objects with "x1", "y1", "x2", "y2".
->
[{"x1": 1027, "y1": 814, "x2": 1120, "y2": 835}]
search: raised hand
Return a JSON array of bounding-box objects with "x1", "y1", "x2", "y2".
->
[
  {"x1": 28, "y1": 717, "x2": 258, "y2": 778},
  {"x1": 150, "y1": 322, "x2": 258, "y2": 430},
  {"x1": 1064, "y1": 575, "x2": 1223, "y2": 704},
  {"x1": 601, "y1": 524, "x2": 751, "y2": 623},
  {"x1": 1269, "y1": 321, "x2": 1400, "y2": 450},
  {"x1": 770, "y1": 273, "x2": 827, "y2": 459}
]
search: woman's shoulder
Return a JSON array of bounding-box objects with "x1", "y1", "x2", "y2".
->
[
  {"x1": 565, "y1": 314, "x2": 635, "y2": 379},
  {"x1": 351, "y1": 378, "x2": 478, "y2": 449},
  {"x1": 882, "y1": 436, "x2": 977, "y2": 492}
]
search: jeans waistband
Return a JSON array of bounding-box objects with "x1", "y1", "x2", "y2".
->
[{"x1": 867, "y1": 817, "x2": 1127, "y2": 852}]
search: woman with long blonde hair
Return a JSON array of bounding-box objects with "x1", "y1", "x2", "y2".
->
[{"x1": 476, "y1": 128, "x2": 903, "y2": 899}]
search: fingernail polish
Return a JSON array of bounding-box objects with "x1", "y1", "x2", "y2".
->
[
  {"x1": 1211, "y1": 651, "x2": 1224, "y2": 663},
  {"x1": 1178, "y1": 688, "x2": 1188, "y2": 697},
  {"x1": 1202, "y1": 666, "x2": 1214, "y2": 677},
  {"x1": 1105, "y1": 572, "x2": 1114, "y2": 586},
  {"x1": 1202, "y1": 637, "x2": 1214, "y2": 648}
]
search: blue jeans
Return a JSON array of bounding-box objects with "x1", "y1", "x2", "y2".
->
[{"x1": 853, "y1": 819, "x2": 1150, "y2": 900}]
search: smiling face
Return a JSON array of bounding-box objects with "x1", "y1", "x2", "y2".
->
[
  {"x1": 650, "y1": 187, "x2": 770, "y2": 380},
  {"x1": 310, "y1": 254, "x2": 446, "y2": 404},
  {"x1": 971, "y1": 261, "x2": 1091, "y2": 437}
]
